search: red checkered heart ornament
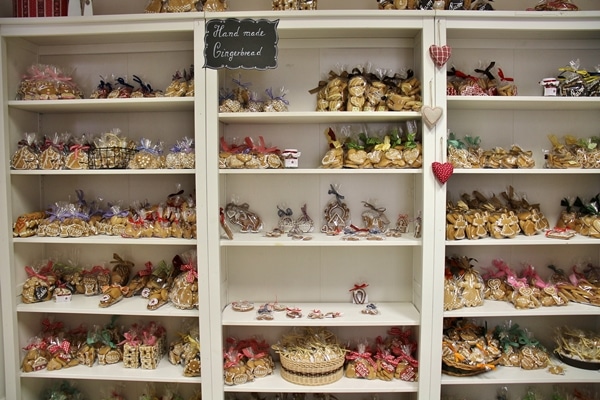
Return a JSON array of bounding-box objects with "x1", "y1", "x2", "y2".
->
[
  {"x1": 429, "y1": 45, "x2": 452, "y2": 67},
  {"x1": 432, "y1": 162, "x2": 454, "y2": 184}
]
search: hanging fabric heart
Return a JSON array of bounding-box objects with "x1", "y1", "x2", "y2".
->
[
  {"x1": 422, "y1": 106, "x2": 443, "y2": 129},
  {"x1": 432, "y1": 161, "x2": 454, "y2": 184},
  {"x1": 429, "y1": 44, "x2": 452, "y2": 67}
]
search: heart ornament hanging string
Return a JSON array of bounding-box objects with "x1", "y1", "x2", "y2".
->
[
  {"x1": 432, "y1": 136, "x2": 453, "y2": 184},
  {"x1": 429, "y1": 19, "x2": 452, "y2": 68},
  {"x1": 423, "y1": 19, "x2": 447, "y2": 129}
]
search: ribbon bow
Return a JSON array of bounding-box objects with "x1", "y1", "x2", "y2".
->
[
  {"x1": 346, "y1": 350, "x2": 378, "y2": 369},
  {"x1": 374, "y1": 135, "x2": 391, "y2": 152},
  {"x1": 41, "y1": 318, "x2": 64, "y2": 333},
  {"x1": 181, "y1": 263, "x2": 198, "y2": 283},
  {"x1": 25, "y1": 265, "x2": 49, "y2": 281},
  {"x1": 350, "y1": 283, "x2": 369, "y2": 292},
  {"x1": 119, "y1": 331, "x2": 141, "y2": 347},
  {"x1": 328, "y1": 184, "x2": 345, "y2": 202},
  {"x1": 277, "y1": 206, "x2": 293, "y2": 218},
  {"x1": 48, "y1": 340, "x2": 71, "y2": 355},
  {"x1": 497, "y1": 68, "x2": 514, "y2": 82},
  {"x1": 474, "y1": 61, "x2": 496, "y2": 81}
]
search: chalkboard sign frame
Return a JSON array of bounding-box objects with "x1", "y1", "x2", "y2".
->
[{"x1": 204, "y1": 18, "x2": 279, "y2": 71}]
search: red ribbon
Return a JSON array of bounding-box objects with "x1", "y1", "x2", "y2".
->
[
  {"x1": 346, "y1": 351, "x2": 378, "y2": 369},
  {"x1": 138, "y1": 262, "x2": 153, "y2": 277},
  {"x1": 349, "y1": 283, "x2": 369, "y2": 292},
  {"x1": 388, "y1": 327, "x2": 410, "y2": 339},
  {"x1": 220, "y1": 137, "x2": 248, "y2": 154},
  {"x1": 69, "y1": 144, "x2": 90, "y2": 158},
  {"x1": 452, "y1": 68, "x2": 476, "y2": 81},
  {"x1": 48, "y1": 340, "x2": 70, "y2": 354},
  {"x1": 25, "y1": 265, "x2": 49, "y2": 281},
  {"x1": 497, "y1": 68, "x2": 514, "y2": 82},
  {"x1": 247, "y1": 136, "x2": 279, "y2": 154},
  {"x1": 376, "y1": 352, "x2": 400, "y2": 368},
  {"x1": 128, "y1": 215, "x2": 145, "y2": 226},
  {"x1": 220, "y1": 208, "x2": 226, "y2": 225},
  {"x1": 349, "y1": 224, "x2": 369, "y2": 233},
  {"x1": 42, "y1": 138, "x2": 64, "y2": 151},
  {"x1": 396, "y1": 351, "x2": 419, "y2": 368},
  {"x1": 85, "y1": 265, "x2": 109, "y2": 276},
  {"x1": 68, "y1": 324, "x2": 87, "y2": 337},
  {"x1": 23, "y1": 339, "x2": 48, "y2": 351},
  {"x1": 181, "y1": 263, "x2": 198, "y2": 283},
  {"x1": 41, "y1": 318, "x2": 64, "y2": 333},
  {"x1": 242, "y1": 346, "x2": 267, "y2": 360}
]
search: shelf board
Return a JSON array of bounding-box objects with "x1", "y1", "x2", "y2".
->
[
  {"x1": 442, "y1": 11, "x2": 600, "y2": 41},
  {"x1": 221, "y1": 232, "x2": 422, "y2": 247},
  {"x1": 218, "y1": 111, "x2": 421, "y2": 124},
  {"x1": 223, "y1": 302, "x2": 420, "y2": 326},
  {"x1": 0, "y1": 15, "x2": 195, "y2": 45},
  {"x1": 447, "y1": 96, "x2": 600, "y2": 111},
  {"x1": 452, "y1": 168, "x2": 600, "y2": 175},
  {"x1": 13, "y1": 236, "x2": 197, "y2": 245},
  {"x1": 11, "y1": 169, "x2": 195, "y2": 176},
  {"x1": 441, "y1": 356, "x2": 600, "y2": 385},
  {"x1": 224, "y1": 366, "x2": 418, "y2": 393},
  {"x1": 7, "y1": 97, "x2": 194, "y2": 113},
  {"x1": 17, "y1": 295, "x2": 198, "y2": 317},
  {"x1": 444, "y1": 300, "x2": 599, "y2": 318},
  {"x1": 21, "y1": 358, "x2": 199, "y2": 383},
  {"x1": 445, "y1": 234, "x2": 598, "y2": 246},
  {"x1": 219, "y1": 168, "x2": 421, "y2": 175}
]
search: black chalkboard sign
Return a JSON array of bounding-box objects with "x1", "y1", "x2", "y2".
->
[{"x1": 204, "y1": 18, "x2": 279, "y2": 70}]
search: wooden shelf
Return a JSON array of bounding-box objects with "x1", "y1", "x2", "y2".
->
[
  {"x1": 223, "y1": 302, "x2": 420, "y2": 326},
  {"x1": 8, "y1": 97, "x2": 194, "y2": 113}
]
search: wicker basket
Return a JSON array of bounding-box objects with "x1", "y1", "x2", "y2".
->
[
  {"x1": 279, "y1": 355, "x2": 345, "y2": 386},
  {"x1": 441, "y1": 358, "x2": 498, "y2": 377},
  {"x1": 88, "y1": 147, "x2": 136, "y2": 169}
]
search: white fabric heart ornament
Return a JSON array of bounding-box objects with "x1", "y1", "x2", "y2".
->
[{"x1": 422, "y1": 106, "x2": 443, "y2": 129}]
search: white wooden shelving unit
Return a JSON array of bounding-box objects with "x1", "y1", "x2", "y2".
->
[
  {"x1": 0, "y1": 1, "x2": 599, "y2": 399},
  {"x1": 0, "y1": 13, "x2": 209, "y2": 400},
  {"x1": 432, "y1": 10, "x2": 600, "y2": 400},
  {"x1": 204, "y1": 9, "x2": 437, "y2": 400}
]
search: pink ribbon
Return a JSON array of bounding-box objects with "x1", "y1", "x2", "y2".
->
[{"x1": 181, "y1": 263, "x2": 198, "y2": 283}]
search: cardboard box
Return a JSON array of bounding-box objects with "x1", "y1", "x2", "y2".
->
[{"x1": 13, "y1": 0, "x2": 68, "y2": 17}]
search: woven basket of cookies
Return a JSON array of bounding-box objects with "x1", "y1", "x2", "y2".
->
[{"x1": 272, "y1": 328, "x2": 346, "y2": 386}]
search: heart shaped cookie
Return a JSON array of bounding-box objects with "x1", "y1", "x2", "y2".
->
[
  {"x1": 432, "y1": 161, "x2": 453, "y2": 184},
  {"x1": 429, "y1": 44, "x2": 452, "y2": 67},
  {"x1": 422, "y1": 106, "x2": 443, "y2": 129}
]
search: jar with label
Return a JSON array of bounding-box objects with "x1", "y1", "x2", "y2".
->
[{"x1": 281, "y1": 149, "x2": 301, "y2": 168}]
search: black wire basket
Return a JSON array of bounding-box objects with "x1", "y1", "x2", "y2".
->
[{"x1": 88, "y1": 147, "x2": 137, "y2": 169}]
